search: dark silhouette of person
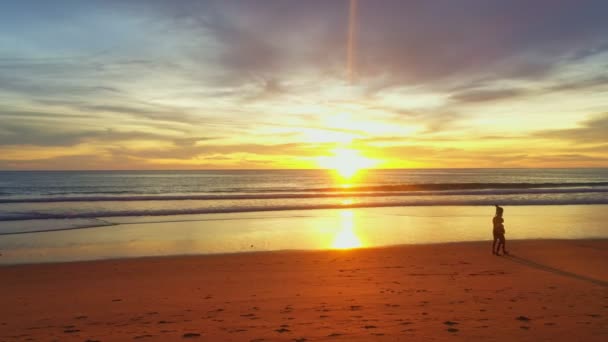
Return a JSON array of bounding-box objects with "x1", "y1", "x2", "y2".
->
[{"x1": 492, "y1": 205, "x2": 508, "y2": 255}]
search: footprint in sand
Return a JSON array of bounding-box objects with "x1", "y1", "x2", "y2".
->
[
  {"x1": 447, "y1": 328, "x2": 459, "y2": 333},
  {"x1": 133, "y1": 334, "x2": 154, "y2": 339},
  {"x1": 182, "y1": 332, "x2": 201, "y2": 338},
  {"x1": 443, "y1": 321, "x2": 458, "y2": 326},
  {"x1": 516, "y1": 316, "x2": 531, "y2": 322}
]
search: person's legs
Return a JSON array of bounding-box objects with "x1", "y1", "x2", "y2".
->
[
  {"x1": 501, "y1": 235, "x2": 508, "y2": 255},
  {"x1": 492, "y1": 235, "x2": 499, "y2": 254},
  {"x1": 495, "y1": 235, "x2": 505, "y2": 255},
  {"x1": 496, "y1": 235, "x2": 506, "y2": 255}
]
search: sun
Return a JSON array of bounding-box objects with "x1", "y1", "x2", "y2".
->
[{"x1": 317, "y1": 148, "x2": 378, "y2": 179}]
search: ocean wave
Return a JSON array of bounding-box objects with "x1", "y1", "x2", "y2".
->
[
  {"x1": 0, "y1": 218, "x2": 114, "y2": 235},
  {"x1": 1, "y1": 183, "x2": 608, "y2": 203},
  {"x1": 2, "y1": 197, "x2": 608, "y2": 222},
  {"x1": 307, "y1": 182, "x2": 608, "y2": 192}
]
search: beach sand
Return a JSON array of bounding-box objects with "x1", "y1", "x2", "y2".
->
[{"x1": 1, "y1": 239, "x2": 607, "y2": 341}]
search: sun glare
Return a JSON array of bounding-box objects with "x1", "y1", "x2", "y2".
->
[
  {"x1": 318, "y1": 148, "x2": 378, "y2": 179},
  {"x1": 332, "y1": 210, "x2": 363, "y2": 249}
]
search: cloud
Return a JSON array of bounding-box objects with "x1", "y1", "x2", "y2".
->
[
  {"x1": 0, "y1": 123, "x2": 91, "y2": 147},
  {"x1": 143, "y1": 0, "x2": 608, "y2": 88},
  {"x1": 4, "y1": 1, "x2": 608, "y2": 92},
  {"x1": 0, "y1": 120, "x2": 213, "y2": 148},
  {"x1": 378, "y1": 105, "x2": 465, "y2": 133},
  {"x1": 548, "y1": 74, "x2": 608, "y2": 92},
  {"x1": 372, "y1": 142, "x2": 608, "y2": 168},
  {"x1": 351, "y1": 0, "x2": 608, "y2": 87},
  {"x1": 447, "y1": 73, "x2": 608, "y2": 103},
  {"x1": 449, "y1": 88, "x2": 527, "y2": 103},
  {"x1": 0, "y1": 140, "x2": 326, "y2": 170},
  {"x1": 110, "y1": 142, "x2": 323, "y2": 161},
  {"x1": 0, "y1": 153, "x2": 157, "y2": 171},
  {"x1": 534, "y1": 113, "x2": 608, "y2": 143},
  {"x1": 572, "y1": 144, "x2": 608, "y2": 153}
]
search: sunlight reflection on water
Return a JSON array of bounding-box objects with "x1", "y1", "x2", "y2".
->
[
  {"x1": 331, "y1": 210, "x2": 363, "y2": 249},
  {"x1": 1, "y1": 205, "x2": 608, "y2": 264}
]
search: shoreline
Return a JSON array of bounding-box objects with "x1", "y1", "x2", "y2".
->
[
  {"x1": 0, "y1": 237, "x2": 607, "y2": 267},
  {"x1": 5, "y1": 200, "x2": 608, "y2": 223},
  {"x1": 1, "y1": 239, "x2": 606, "y2": 341},
  {"x1": 2, "y1": 205, "x2": 608, "y2": 265}
]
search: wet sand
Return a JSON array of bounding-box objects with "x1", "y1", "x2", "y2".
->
[
  {"x1": 1, "y1": 239, "x2": 607, "y2": 341},
  {"x1": 4, "y1": 205, "x2": 608, "y2": 265}
]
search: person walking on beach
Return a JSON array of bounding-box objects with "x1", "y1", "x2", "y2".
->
[{"x1": 492, "y1": 205, "x2": 509, "y2": 255}]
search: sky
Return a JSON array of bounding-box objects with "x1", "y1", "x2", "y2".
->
[{"x1": 1, "y1": 0, "x2": 608, "y2": 170}]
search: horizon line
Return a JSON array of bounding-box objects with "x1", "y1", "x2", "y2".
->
[{"x1": 1, "y1": 167, "x2": 607, "y2": 172}]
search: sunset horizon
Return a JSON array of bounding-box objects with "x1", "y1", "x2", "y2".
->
[{"x1": 1, "y1": 2, "x2": 607, "y2": 341}]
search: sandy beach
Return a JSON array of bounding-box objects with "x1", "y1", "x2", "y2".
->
[{"x1": 1, "y1": 239, "x2": 606, "y2": 341}]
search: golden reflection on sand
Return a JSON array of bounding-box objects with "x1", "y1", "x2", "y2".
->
[{"x1": 332, "y1": 210, "x2": 363, "y2": 249}]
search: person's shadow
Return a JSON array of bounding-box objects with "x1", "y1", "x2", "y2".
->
[{"x1": 505, "y1": 254, "x2": 607, "y2": 287}]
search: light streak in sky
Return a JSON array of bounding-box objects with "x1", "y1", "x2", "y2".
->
[{"x1": 347, "y1": 0, "x2": 358, "y2": 83}]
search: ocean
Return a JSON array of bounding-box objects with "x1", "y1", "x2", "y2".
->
[
  {"x1": 1, "y1": 168, "x2": 608, "y2": 263},
  {"x1": 1, "y1": 168, "x2": 608, "y2": 233}
]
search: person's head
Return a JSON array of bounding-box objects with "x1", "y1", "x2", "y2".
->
[{"x1": 495, "y1": 205, "x2": 504, "y2": 217}]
